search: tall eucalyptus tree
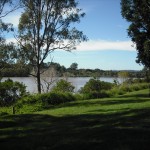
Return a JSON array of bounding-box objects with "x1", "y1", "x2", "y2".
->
[{"x1": 18, "y1": 0, "x2": 87, "y2": 93}]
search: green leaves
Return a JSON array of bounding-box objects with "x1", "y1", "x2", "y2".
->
[
  {"x1": 121, "y1": 0, "x2": 150, "y2": 68},
  {"x1": 18, "y1": 0, "x2": 87, "y2": 58},
  {"x1": 0, "y1": 79, "x2": 27, "y2": 106},
  {"x1": 52, "y1": 79, "x2": 75, "y2": 93}
]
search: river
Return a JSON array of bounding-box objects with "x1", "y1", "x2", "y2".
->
[{"x1": 2, "y1": 77, "x2": 120, "y2": 93}]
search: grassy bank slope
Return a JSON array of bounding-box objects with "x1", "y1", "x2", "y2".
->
[{"x1": 0, "y1": 89, "x2": 150, "y2": 150}]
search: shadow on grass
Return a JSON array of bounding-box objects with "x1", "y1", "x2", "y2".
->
[
  {"x1": 57, "y1": 98, "x2": 150, "y2": 109},
  {"x1": 0, "y1": 108, "x2": 150, "y2": 150},
  {"x1": 99, "y1": 98, "x2": 150, "y2": 106},
  {"x1": 55, "y1": 90, "x2": 150, "y2": 109},
  {"x1": 118, "y1": 91, "x2": 150, "y2": 98}
]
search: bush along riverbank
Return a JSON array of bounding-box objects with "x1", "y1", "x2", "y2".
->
[{"x1": 0, "y1": 78, "x2": 149, "y2": 114}]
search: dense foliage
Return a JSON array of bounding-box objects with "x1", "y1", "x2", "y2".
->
[
  {"x1": 52, "y1": 79, "x2": 75, "y2": 93},
  {"x1": 80, "y1": 79, "x2": 113, "y2": 93},
  {"x1": 80, "y1": 78, "x2": 114, "y2": 99},
  {"x1": 121, "y1": 0, "x2": 150, "y2": 68},
  {"x1": 16, "y1": 92, "x2": 75, "y2": 113},
  {"x1": 0, "y1": 63, "x2": 31, "y2": 77},
  {"x1": 0, "y1": 79, "x2": 27, "y2": 106},
  {"x1": 0, "y1": 0, "x2": 20, "y2": 78}
]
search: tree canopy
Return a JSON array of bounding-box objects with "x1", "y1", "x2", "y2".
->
[
  {"x1": 69, "y1": 62, "x2": 78, "y2": 70},
  {"x1": 0, "y1": 0, "x2": 20, "y2": 76},
  {"x1": 121, "y1": 0, "x2": 150, "y2": 68}
]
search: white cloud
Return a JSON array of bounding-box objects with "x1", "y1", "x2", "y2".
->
[
  {"x1": 76, "y1": 40, "x2": 136, "y2": 51},
  {"x1": 6, "y1": 38, "x2": 136, "y2": 52},
  {"x1": 6, "y1": 38, "x2": 17, "y2": 43}
]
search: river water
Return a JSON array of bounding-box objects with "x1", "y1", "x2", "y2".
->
[{"x1": 2, "y1": 77, "x2": 120, "y2": 93}]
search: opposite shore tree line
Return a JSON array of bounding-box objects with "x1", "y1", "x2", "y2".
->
[{"x1": 0, "y1": 61, "x2": 148, "y2": 78}]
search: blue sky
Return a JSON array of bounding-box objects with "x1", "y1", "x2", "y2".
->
[
  {"x1": 52, "y1": 0, "x2": 143, "y2": 70},
  {"x1": 3, "y1": 0, "x2": 143, "y2": 70}
]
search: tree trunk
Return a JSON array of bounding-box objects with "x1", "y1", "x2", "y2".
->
[
  {"x1": 37, "y1": 65, "x2": 41, "y2": 93},
  {"x1": 37, "y1": 3, "x2": 41, "y2": 94},
  {"x1": 148, "y1": 67, "x2": 150, "y2": 97}
]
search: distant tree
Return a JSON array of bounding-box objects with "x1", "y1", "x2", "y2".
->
[
  {"x1": 18, "y1": 0, "x2": 87, "y2": 93},
  {"x1": 70, "y1": 62, "x2": 78, "y2": 70},
  {"x1": 68, "y1": 62, "x2": 78, "y2": 76}
]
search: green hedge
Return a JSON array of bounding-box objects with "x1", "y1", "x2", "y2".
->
[{"x1": 15, "y1": 92, "x2": 76, "y2": 113}]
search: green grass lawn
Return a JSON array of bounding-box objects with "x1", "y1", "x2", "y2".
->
[{"x1": 0, "y1": 89, "x2": 150, "y2": 150}]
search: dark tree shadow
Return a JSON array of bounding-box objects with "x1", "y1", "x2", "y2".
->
[
  {"x1": 0, "y1": 107, "x2": 150, "y2": 150},
  {"x1": 55, "y1": 98, "x2": 150, "y2": 109},
  {"x1": 118, "y1": 91, "x2": 150, "y2": 98}
]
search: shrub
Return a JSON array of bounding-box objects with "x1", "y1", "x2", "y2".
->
[
  {"x1": 16, "y1": 91, "x2": 76, "y2": 113},
  {"x1": 131, "y1": 84, "x2": 140, "y2": 91},
  {"x1": 79, "y1": 78, "x2": 114, "y2": 99},
  {"x1": 108, "y1": 82, "x2": 149, "y2": 97},
  {"x1": 121, "y1": 85, "x2": 132, "y2": 92},
  {"x1": 43, "y1": 92, "x2": 75, "y2": 105},
  {"x1": 52, "y1": 79, "x2": 75, "y2": 93},
  {"x1": 0, "y1": 79, "x2": 27, "y2": 106},
  {"x1": 80, "y1": 79, "x2": 113, "y2": 93},
  {"x1": 74, "y1": 93, "x2": 86, "y2": 101}
]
